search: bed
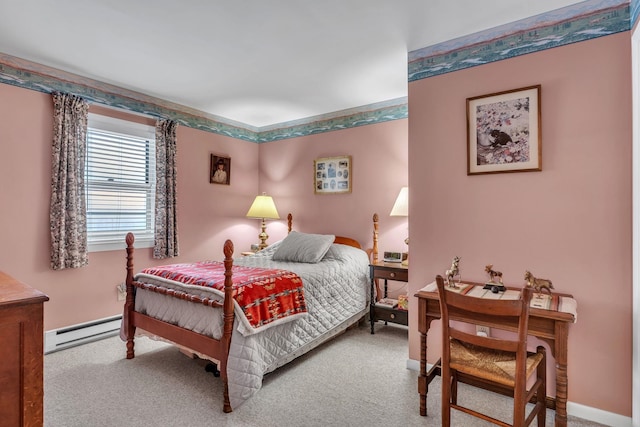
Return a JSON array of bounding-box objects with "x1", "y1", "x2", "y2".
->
[{"x1": 122, "y1": 213, "x2": 380, "y2": 412}]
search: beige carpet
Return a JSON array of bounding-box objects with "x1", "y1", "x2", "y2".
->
[{"x1": 44, "y1": 323, "x2": 604, "y2": 426}]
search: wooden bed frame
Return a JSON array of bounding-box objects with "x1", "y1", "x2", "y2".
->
[{"x1": 123, "y1": 213, "x2": 380, "y2": 413}]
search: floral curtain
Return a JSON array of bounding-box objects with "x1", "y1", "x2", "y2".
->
[
  {"x1": 154, "y1": 119, "x2": 179, "y2": 258},
  {"x1": 49, "y1": 92, "x2": 89, "y2": 270}
]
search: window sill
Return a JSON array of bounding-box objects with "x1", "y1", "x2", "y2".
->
[{"x1": 88, "y1": 236, "x2": 153, "y2": 253}]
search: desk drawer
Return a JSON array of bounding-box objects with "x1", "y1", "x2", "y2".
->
[{"x1": 374, "y1": 269, "x2": 408, "y2": 282}]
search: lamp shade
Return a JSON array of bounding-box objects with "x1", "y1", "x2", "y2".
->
[
  {"x1": 389, "y1": 187, "x2": 408, "y2": 217},
  {"x1": 246, "y1": 193, "x2": 280, "y2": 220}
]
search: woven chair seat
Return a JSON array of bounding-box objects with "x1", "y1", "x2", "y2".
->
[
  {"x1": 437, "y1": 276, "x2": 547, "y2": 426},
  {"x1": 450, "y1": 338, "x2": 544, "y2": 388}
]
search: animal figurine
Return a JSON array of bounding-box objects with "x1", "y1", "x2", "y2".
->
[
  {"x1": 524, "y1": 270, "x2": 554, "y2": 294},
  {"x1": 485, "y1": 264, "x2": 503, "y2": 284},
  {"x1": 445, "y1": 256, "x2": 461, "y2": 288}
]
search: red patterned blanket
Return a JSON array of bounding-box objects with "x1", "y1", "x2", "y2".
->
[{"x1": 139, "y1": 261, "x2": 306, "y2": 330}]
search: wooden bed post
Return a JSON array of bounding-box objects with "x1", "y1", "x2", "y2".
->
[
  {"x1": 287, "y1": 213, "x2": 293, "y2": 234},
  {"x1": 372, "y1": 213, "x2": 379, "y2": 264},
  {"x1": 221, "y1": 239, "x2": 235, "y2": 413},
  {"x1": 124, "y1": 232, "x2": 137, "y2": 359}
]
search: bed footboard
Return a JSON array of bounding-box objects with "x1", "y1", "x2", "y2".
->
[{"x1": 123, "y1": 233, "x2": 236, "y2": 413}]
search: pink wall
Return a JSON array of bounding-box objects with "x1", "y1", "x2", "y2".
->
[
  {"x1": 0, "y1": 82, "x2": 409, "y2": 332},
  {"x1": 407, "y1": 32, "x2": 632, "y2": 416},
  {"x1": 0, "y1": 84, "x2": 261, "y2": 330},
  {"x1": 258, "y1": 120, "x2": 409, "y2": 256},
  {"x1": 1, "y1": 29, "x2": 631, "y2": 418}
]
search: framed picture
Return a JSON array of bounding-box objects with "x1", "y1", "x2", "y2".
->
[
  {"x1": 210, "y1": 154, "x2": 231, "y2": 185},
  {"x1": 467, "y1": 85, "x2": 541, "y2": 175},
  {"x1": 314, "y1": 155, "x2": 352, "y2": 194}
]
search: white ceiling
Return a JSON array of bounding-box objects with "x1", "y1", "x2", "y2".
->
[{"x1": 0, "y1": 0, "x2": 584, "y2": 128}]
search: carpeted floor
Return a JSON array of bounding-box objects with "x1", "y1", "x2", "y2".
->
[{"x1": 44, "y1": 323, "x2": 604, "y2": 426}]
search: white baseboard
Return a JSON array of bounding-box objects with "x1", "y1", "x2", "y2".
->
[
  {"x1": 566, "y1": 402, "x2": 632, "y2": 427},
  {"x1": 406, "y1": 358, "x2": 632, "y2": 426},
  {"x1": 45, "y1": 315, "x2": 122, "y2": 354},
  {"x1": 406, "y1": 358, "x2": 420, "y2": 371}
]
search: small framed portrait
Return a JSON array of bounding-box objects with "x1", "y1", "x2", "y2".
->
[
  {"x1": 314, "y1": 155, "x2": 351, "y2": 194},
  {"x1": 467, "y1": 85, "x2": 541, "y2": 175},
  {"x1": 210, "y1": 154, "x2": 231, "y2": 185}
]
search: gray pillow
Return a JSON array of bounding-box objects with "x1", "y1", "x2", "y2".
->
[{"x1": 272, "y1": 231, "x2": 335, "y2": 263}]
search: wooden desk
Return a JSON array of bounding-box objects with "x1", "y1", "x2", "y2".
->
[{"x1": 415, "y1": 282, "x2": 576, "y2": 427}]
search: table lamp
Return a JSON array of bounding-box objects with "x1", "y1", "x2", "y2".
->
[
  {"x1": 246, "y1": 192, "x2": 280, "y2": 250},
  {"x1": 390, "y1": 186, "x2": 409, "y2": 266}
]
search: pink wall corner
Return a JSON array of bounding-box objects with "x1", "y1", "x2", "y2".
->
[
  {"x1": 0, "y1": 84, "x2": 260, "y2": 330},
  {"x1": 407, "y1": 32, "x2": 632, "y2": 416},
  {"x1": 173, "y1": 125, "x2": 261, "y2": 257},
  {"x1": 258, "y1": 120, "x2": 409, "y2": 253}
]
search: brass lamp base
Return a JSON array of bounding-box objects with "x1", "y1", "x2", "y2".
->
[{"x1": 257, "y1": 218, "x2": 269, "y2": 250}]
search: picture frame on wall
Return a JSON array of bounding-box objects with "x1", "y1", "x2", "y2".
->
[
  {"x1": 467, "y1": 85, "x2": 541, "y2": 175},
  {"x1": 210, "y1": 154, "x2": 231, "y2": 185},
  {"x1": 314, "y1": 155, "x2": 352, "y2": 194}
]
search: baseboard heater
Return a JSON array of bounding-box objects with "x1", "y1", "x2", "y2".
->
[{"x1": 45, "y1": 315, "x2": 122, "y2": 354}]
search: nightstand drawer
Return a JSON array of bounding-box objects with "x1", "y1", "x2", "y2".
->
[
  {"x1": 369, "y1": 262, "x2": 409, "y2": 334},
  {"x1": 372, "y1": 306, "x2": 408, "y2": 325},
  {"x1": 373, "y1": 269, "x2": 408, "y2": 282}
]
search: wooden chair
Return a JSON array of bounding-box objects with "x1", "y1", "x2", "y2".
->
[{"x1": 436, "y1": 275, "x2": 547, "y2": 427}]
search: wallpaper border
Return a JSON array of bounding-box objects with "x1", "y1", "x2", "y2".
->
[
  {"x1": 409, "y1": 0, "x2": 630, "y2": 82},
  {"x1": 0, "y1": 0, "x2": 633, "y2": 143}
]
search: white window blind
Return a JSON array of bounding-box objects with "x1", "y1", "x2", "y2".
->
[{"x1": 85, "y1": 114, "x2": 155, "y2": 251}]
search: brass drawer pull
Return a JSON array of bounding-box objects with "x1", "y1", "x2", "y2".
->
[{"x1": 390, "y1": 272, "x2": 395, "y2": 278}]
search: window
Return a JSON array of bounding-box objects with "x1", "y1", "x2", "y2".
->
[{"x1": 85, "y1": 114, "x2": 155, "y2": 251}]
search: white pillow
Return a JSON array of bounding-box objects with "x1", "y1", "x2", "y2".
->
[{"x1": 272, "y1": 231, "x2": 335, "y2": 263}]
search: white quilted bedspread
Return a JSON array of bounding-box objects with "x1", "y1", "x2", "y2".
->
[{"x1": 129, "y1": 241, "x2": 370, "y2": 410}]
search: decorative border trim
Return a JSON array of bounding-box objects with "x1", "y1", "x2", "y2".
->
[
  {"x1": 0, "y1": 54, "x2": 406, "y2": 143},
  {"x1": 632, "y1": 0, "x2": 640, "y2": 27},
  {"x1": 257, "y1": 98, "x2": 408, "y2": 143},
  {"x1": 0, "y1": 54, "x2": 261, "y2": 142},
  {"x1": 0, "y1": 0, "x2": 632, "y2": 143},
  {"x1": 409, "y1": 0, "x2": 630, "y2": 82}
]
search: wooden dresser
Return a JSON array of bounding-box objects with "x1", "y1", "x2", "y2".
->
[{"x1": 0, "y1": 271, "x2": 49, "y2": 427}]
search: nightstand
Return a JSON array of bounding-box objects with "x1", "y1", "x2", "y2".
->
[
  {"x1": 241, "y1": 251, "x2": 256, "y2": 256},
  {"x1": 369, "y1": 261, "x2": 408, "y2": 333}
]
